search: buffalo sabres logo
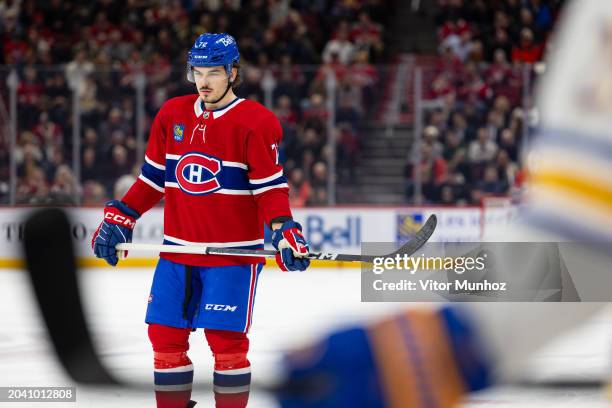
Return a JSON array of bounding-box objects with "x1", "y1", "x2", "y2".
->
[
  {"x1": 175, "y1": 152, "x2": 222, "y2": 195},
  {"x1": 396, "y1": 213, "x2": 424, "y2": 244},
  {"x1": 173, "y1": 124, "x2": 185, "y2": 142}
]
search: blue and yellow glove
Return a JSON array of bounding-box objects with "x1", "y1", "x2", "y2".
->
[{"x1": 276, "y1": 307, "x2": 492, "y2": 407}]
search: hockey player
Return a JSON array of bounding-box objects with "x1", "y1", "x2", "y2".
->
[{"x1": 92, "y1": 33, "x2": 310, "y2": 408}]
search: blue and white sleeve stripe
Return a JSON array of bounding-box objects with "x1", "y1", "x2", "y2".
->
[
  {"x1": 139, "y1": 155, "x2": 165, "y2": 193},
  {"x1": 248, "y1": 170, "x2": 288, "y2": 195}
]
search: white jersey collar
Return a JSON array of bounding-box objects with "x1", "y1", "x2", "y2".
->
[{"x1": 193, "y1": 97, "x2": 245, "y2": 119}]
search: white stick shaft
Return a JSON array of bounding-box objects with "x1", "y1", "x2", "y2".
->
[
  {"x1": 115, "y1": 243, "x2": 271, "y2": 257},
  {"x1": 116, "y1": 243, "x2": 206, "y2": 254}
]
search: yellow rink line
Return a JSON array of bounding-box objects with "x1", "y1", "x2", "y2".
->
[{"x1": 0, "y1": 258, "x2": 358, "y2": 270}]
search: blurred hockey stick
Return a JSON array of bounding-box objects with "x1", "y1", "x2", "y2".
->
[
  {"x1": 23, "y1": 208, "x2": 118, "y2": 384},
  {"x1": 116, "y1": 214, "x2": 437, "y2": 262}
]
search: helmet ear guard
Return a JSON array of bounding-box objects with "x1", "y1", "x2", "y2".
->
[{"x1": 186, "y1": 64, "x2": 195, "y2": 83}]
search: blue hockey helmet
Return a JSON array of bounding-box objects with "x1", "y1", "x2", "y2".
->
[{"x1": 186, "y1": 33, "x2": 240, "y2": 83}]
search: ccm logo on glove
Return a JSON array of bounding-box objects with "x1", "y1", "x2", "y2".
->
[
  {"x1": 92, "y1": 200, "x2": 140, "y2": 266},
  {"x1": 104, "y1": 212, "x2": 136, "y2": 229}
]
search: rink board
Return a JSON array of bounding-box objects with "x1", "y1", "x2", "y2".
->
[{"x1": 0, "y1": 206, "x2": 516, "y2": 268}]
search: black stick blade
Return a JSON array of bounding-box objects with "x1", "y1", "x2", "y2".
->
[
  {"x1": 393, "y1": 214, "x2": 438, "y2": 256},
  {"x1": 347, "y1": 214, "x2": 438, "y2": 263}
]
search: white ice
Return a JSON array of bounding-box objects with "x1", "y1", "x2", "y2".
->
[{"x1": 0, "y1": 267, "x2": 610, "y2": 407}]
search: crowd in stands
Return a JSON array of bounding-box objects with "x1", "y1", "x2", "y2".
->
[
  {"x1": 0, "y1": 0, "x2": 387, "y2": 206},
  {"x1": 405, "y1": 0, "x2": 564, "y2": 205}
]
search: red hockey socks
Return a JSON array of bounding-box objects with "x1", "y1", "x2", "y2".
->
[
  {"x1": 149, "y1": 324, "x2": 194, "y2": 408},
  {"x1": 205, "y1": 329, "x2": 251, "y2": 408}
]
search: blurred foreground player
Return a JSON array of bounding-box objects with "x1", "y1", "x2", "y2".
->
[
  {"x1": 278, "y1": 0, "x2": 612, "y2": 406},
  {"x1": 92, "y1": 33, "x2": 310, "y2": 408}
]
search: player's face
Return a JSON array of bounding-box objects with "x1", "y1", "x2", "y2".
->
[{"x1": 192, "y1": 66, "x2": 233, "y2": 103}]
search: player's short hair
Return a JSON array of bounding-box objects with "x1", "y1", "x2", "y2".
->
[{"x1": 231, "y1": 62, "x2": 243, "y2": 90}]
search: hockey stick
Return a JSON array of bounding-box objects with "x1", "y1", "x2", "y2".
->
[
  {"x1": 23, "y1": 208, "x2": 118, "y2": 384},
  {"x1": 116, "y1": 214, "x2": 437, "y2": 262}
]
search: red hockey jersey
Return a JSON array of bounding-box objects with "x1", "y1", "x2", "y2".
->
[{"x1": 122, "y1": 95, "x2": 291, "y2": 266}]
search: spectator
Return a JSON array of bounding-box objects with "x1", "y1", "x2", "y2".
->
[
  {"x1": 511, "y1": 28, "x2": 543, "y2": 63},
  {"x1": 335, "y1": 124, "x2": 359, "y2": 181},
  {"x1": 488, "y1": 27, "x2": 513, "y2": 61},
  {"x1": 272, "y1": 54, "x2": 305, "y2": 104},
  {"x1": 105, "y1": 144, "x2": 132, "y2": 191},
  {"x1": 405, "y1": 144, "x2": 448, "y2": 203},
  {"x1": 289, "y1": 23, "x2": 319, "y2": 65},
  {"x1": 442, "y1": 28, "x2": 475, "y2": 62},
  {"x1": 351, "y1": 11, "x2": 384, "y2": 62},
  {"x1": 484, "y1": 108, "x2": 505, "y2": 141},
  {"x1": 99, "y1": 107, "x2": 134, "y2": 154},
  {"x1": 336, "y1": 94, "x2": 361, "y2": 130},
  {"x1": 15, "y1": 131, "x2": 43, "y2": 170},
  {"x1": 113, "y1": 174, "x2": 136, "y2": 200},
  {"x1": 32, "y1": 111, "x2": 63, "y2": 149},
  {"x1": 446, "y1": 172, "x2": 470, "y2": 205},
  {"x1": 423, "y1": 126, "x2": 444, "y2": 158},
  {"x1": 300, "y1": 127, "x2": 325, "y2": 158},
  {"x1": 274, "y1": 95, "x2": 298, "y2": 128},
  {"x1": 449, "y1": 111, "x2": 470, "y2": 141},
  {"x1": 475, "y1": 164, "x2": 508, "y2": 196},
  {"x1": 17, "y1": 166, "x2": 49, "y2": 204},
  {"x1": 531, "y1": 0, "x2": 554, "y2": 32},
  {"x1": 499, "y1": 127, "x2": 519, "y2": 162},
  {"x1": 65, "y1": 48, "x2": 94, "y2": 90},
  {"x1": 82, "y1": 180, "x2": 108, "y2": 205},
  {"x1": 43, "y1": 145, "x2": 66, "y2": 182},
  {"x1": 495, "y1": 149, "x2": 519, "y2": 187},
  {"x1": 468, "y1": 127, "x2": 498, "y2": 164},
  {"x1": 443, "y1": 129, "x2": 469, "y2": 179},
  {"x1": 240, "y1": 65, "x2": 265, "y2": 102},
  {"x1": 17, "y1": 66, "x2": 44, "y2": 129},
  {"x1": 300, "y1": 150, "x2": 315, "y2": 180},
  {"x1": 302, "y1": 93, "x2": 328, "y2": 132},
  {"x1": 50, "y1": 164, "x2": 78, "y2": 204},
  {"x1": 288, "y1": 168, "x2": 311, "y2": 208},
  {"x1": 347, "y1": 49, "x2": 378, "y2": 109},
  {"x1": 487, "y1": 49, "x2": 511, "y2": 83},
  {"x1": 322, "y1": 21, "x2": 355, "y2": 65},
  {"x1": 308, "y1": 161, "x2": 328, "y2": 206},
  {"x1": 82, "y1": 147, "x2": 103, "y2": 182},
  {"x1": 519, "y1": 7, "x2": 538, "y2": 37},
  {"x1": 439, "y1": 185, "x2": 456, "y2": 205},
  {"x1": 83, "y1": 127, "x2": 101, "y2": 151},
  {"x1": 312, "y1": 51, "x2": 349, "y2": 96}
]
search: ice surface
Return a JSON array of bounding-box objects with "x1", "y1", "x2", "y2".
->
[{"x1": 0, "y1": 267, "x2": 609, "y2": 407}]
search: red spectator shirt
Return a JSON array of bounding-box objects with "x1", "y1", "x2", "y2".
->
[
  {"x1": 122, "y1": 95, "x2": 291, "y2": 266},
  {"x1": 511, "y1": 44, "x2": 544, "y2": 63}
]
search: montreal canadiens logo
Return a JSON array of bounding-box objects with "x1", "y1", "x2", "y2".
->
[{"x1": 175, "y1": 152, "x2": 222, "y2": 195}]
